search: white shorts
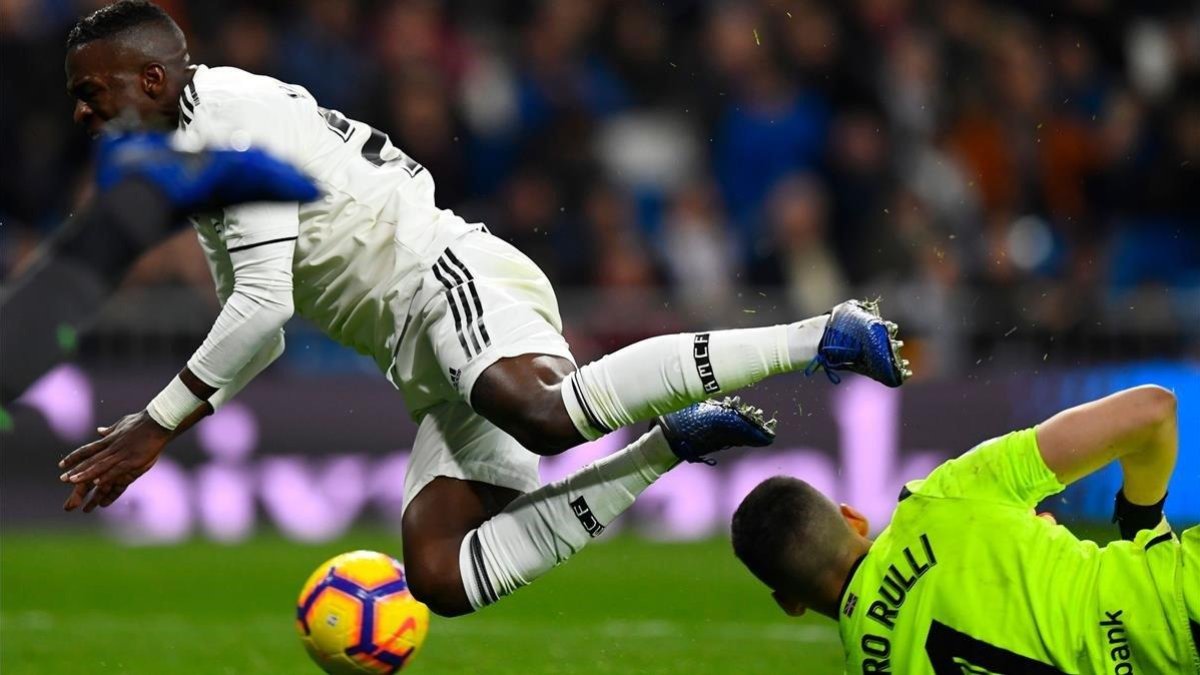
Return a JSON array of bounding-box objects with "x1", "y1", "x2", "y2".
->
[{"x1": 392, "y1": 229, "x2": 575, "y2": 510}]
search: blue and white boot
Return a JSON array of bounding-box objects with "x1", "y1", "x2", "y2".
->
[
  {"x1": 655, "y1": 397, "x2": 777, "y2": 465},
  {"x1": 806, "y1": 299, "x2": 911, "y2": 388}
]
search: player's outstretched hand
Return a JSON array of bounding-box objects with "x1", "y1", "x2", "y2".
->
[{"x1": 59, "y1": 410, "x2": 171, "y2": 513}]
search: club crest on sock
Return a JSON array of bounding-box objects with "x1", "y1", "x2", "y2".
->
[
  {"x1": 693, "y1": 333, "x2": 720, "y2": 394},
  {"x1": 570, "y1": 496, "x2": 606, "y2": 538}
]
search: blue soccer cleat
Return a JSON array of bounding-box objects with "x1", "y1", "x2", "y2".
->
[
  {"x1": 655, "y1": 396, "x2": 777, "y2": 465},
  {"x1": 95, "y1": 132, "x2": 320, "y2": 213},
  {"x1": 806, "y1": 299, "x2": 911, "y2": 388}
]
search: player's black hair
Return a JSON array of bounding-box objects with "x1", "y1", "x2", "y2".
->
[
  {"x1": 731, "y1": 476, "x2": 849, "y2": 597},
  {"x1": 66, "y1": 0, "x2": 181, "y2": 50}
]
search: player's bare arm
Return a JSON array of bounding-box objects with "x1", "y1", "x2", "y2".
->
[{"x1": 1035, "y1": 384, "x2": 1178, "y2": 505}]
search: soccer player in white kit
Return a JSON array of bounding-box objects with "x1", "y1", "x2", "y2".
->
[{"x1": 59, "y1": 0, "x2": 911, "y2": 617}]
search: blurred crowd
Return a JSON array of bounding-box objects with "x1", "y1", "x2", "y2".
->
[{"x1": 2, "y1": 0, "x2": 1198, "y2": 372}]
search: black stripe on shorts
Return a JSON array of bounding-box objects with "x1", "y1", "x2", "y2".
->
[
  {"x1": 436, "y1": 258, "x2": 483, "y2": 356},
  {"x1": 433, "y1": 248, "x2": 491, "y2": 358},
  {"x1": 443, "y1": 249, "x2": 491, "y2": 348},
  {"x1": 431, "y1": 261, "x2": 472, "y2": 357}
]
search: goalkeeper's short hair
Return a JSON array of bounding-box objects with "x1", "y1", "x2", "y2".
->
[{"x1": 731, "y1": 476, "x2": 854, "y2": 600}]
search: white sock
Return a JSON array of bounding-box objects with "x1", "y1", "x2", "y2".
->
[
  {"x1": 458, "y1": 427, "x2": 677, "y2": 610},
  {"x1": 561, "y1": 316, "x2": 828, "y2": 440}
]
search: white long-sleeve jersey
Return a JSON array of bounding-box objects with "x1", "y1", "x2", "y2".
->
[{"x1": 173, "y1": 65, "x2": 477, "y2": 400}]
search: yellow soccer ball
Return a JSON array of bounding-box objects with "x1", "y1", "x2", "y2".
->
[{"x1": 296, "y1": 551, "x2": 430, "y2": 674}]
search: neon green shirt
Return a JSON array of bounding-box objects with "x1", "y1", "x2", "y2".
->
[{"x1": 837, "y1": 428, "x2": 1199, "y2": 674}]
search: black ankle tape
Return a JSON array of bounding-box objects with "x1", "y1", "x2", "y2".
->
[{"x1": 1112, "y1": 488, "x2": 1166, "y2": 541}]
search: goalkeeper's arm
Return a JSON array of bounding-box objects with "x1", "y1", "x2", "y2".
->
[{"x1": 1035, "y1": 385, "x2": 1178, "y2": 536}]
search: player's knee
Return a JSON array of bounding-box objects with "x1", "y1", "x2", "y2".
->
[
  {"x1": 404, "y1": 552, "x2": 475, "y2": 618},
  {"x1": 410, "y1": 585, "x2": 472, "y2": 619},
  {"x1": 476, "y1": 384, "x2": 577, "y2": 456},
  {"x1": 472, "y1": 355, "x2": 581, "y2": 456},
  {"x1": 503, "y1": 398, "x2": 578, "y2": 456},
  {"x1": 507, "y1": 370, "x2": 580, "y2": 456}
]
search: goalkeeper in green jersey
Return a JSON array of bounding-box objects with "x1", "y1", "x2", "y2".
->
[{"x1": 732, "y1": 385, "x2": 1200, "y2": 674}]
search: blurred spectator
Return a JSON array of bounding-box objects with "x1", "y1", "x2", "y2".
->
[
  {"x1": 595, "y1": 110, "x2": 702, "y2": 239},
  {"x1": 579, "y1": 183, "x2": 657, "y2": 289},
  {"x1": 277, "y1": 0, "x2": 372, "y2": 112},
  {"x1": 661, "y1": 183, "x2": 739, "y2": 321},
  {"x1": 708, "y1": 4, "x2": 829, "y2": 251},
  {"x1": 492, "y1": 167, "x2": 573, "y2": 285},
  {"x1": 381, "y1": 67, "x2": 469, "y2": 208},
  {"x1": 218, "y1": 8, "x2": 277, "y2": 75},
  {"x1": 824, "y1": 107, "x2": 894, "y2": 283},
  {"x1": 516, "y1": 0, "x2": 627, "y2": 135},
  {"x1": 881, "y1": 28, "x2": 942, "y2": 148},
  {"x1": 605, "y1": 3, "x2": 675, "y2": 106},
  {"x1": 751, "y1": 174, "x2": 849, "y2": 317},
  {"x1": 372, "y1": 0, "x2": 470, "y2": 86},
  {"x1": 779, "y1": 1, "x2": 858, "y2": 101},
  {"x1": 1052, "y1": 25, "x2": 1111, "y2": 121}
]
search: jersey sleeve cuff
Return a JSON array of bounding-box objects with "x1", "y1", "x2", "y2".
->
[{"x1": 227, "y1": 235, "x2": 298, "y2": 254}]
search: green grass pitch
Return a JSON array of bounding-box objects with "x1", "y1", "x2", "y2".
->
[{"x1": 0, "y1": 531, "x2": 843, "y2": 674}]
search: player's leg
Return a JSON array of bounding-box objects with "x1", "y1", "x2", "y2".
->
[
  {"x1": 422, "y1": 229, "x2": 907, "y2": 456},
  {"x1": 393, "y1": 234, "x2": 681, "y2": 616},
  {"x1": 401, "y1": 477, "x2": 521, "y2": 616},
  {"x1": 396, "y1": 231, "x2": 844, "y2": 614},
  {"x1": 472, "y1": 299, "x2": 909, "y2": 456},
  {"x1": 398, "y1": 399, "x2": 539, "y2": 617},
  {"x1": 402, "y1": 399, "x2": 774, "y2": 617}
]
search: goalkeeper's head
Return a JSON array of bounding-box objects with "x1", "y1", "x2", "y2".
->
[{"x1": 731, "y1": 476, "x2": 873, "y2": 620}]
